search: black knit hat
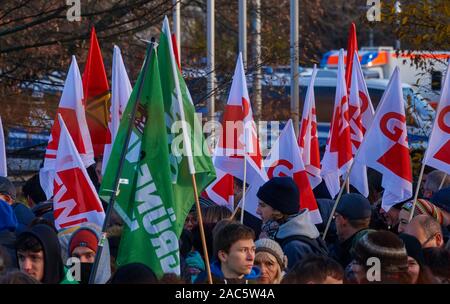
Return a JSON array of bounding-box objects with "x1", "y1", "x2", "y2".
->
[
  {"x1": 256, "y1": 177, "x2": 299, "y2": 215},
  {"x1": 354, "y1": 231, "x2": 408, "y2": 273}
]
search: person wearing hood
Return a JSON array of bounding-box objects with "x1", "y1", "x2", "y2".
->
[
  {"x1": 195, "y1": 223, "x2": 260, "y2": 284},
  {"x1": 0, "y1": 199, "x2": 19, "y2": 269},
  {"x1": 329, "y1": 193, "x2": 372, "y2": 268},
  {"x1": 256, "y1": 177, "x2": 328, "y2": 271},
  {"x1": 68, "y1": 227, "x2": 99, "y2": 284},
  {"x1": 0, "y1": 177, "x2": 35, "y2": 235},
  {"x1": 15, "y1": 224, "x2": 77, "y2": 284},
  {"x1": 59, "y1": 223, "x2": 111, "y2": 284}
]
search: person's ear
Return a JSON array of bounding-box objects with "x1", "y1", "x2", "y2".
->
[
  {"x1": 218, "y1": 250, "x2": 228, "y2": 263},
  {"x1": 436, "y1": 233, "x2": 444, "y2": 247}
]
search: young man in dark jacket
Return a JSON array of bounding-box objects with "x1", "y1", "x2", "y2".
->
[
  {"x1": 195, "y1": 223, "x2": 260, "y2": 284},
  {"x1": 15, "y1": 224, "x2": 77, "y2": 284}
]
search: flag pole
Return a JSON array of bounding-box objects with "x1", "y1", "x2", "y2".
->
[
  {"x1": 322, "y1": 162, "x2": 356, "y2": 240},
  {"x1": 240, "y1": 156, "x2": 248, "y2": 224},
  {"x1": 345, "y1": 178, "x2": 350, "y2": 193},
  {"x1": 88, "y1": 40, "x2": 155, "y2": 284},
  {"x1": 191, "y1": 174, "x2": 213, "y2": 284},
  {"x1": 408, "y1": 161, "x2": 426, "y2": 222},
  {"x1": 230, "y1": 200, "x2": 242, "y2": 220},
  {"x1": 439, "y1": 173, "x2": 447, "y2": 190}
]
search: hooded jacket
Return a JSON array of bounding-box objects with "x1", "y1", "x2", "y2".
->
[
  {"x1": 195, "y1": 260, "x2": 260, "y2": 284},
  {"x1": 275, "y1": 209, "x2": 328, "y2": 271},
  {"x1": 0, "y1": 199, "x2": 18, "y2": 268},
  {"x1": 17, "y1": 224, "x2": 76, "y2": 284},
  {"x1": 59, "y1": 223, "x2": 111, "y2": 284}
]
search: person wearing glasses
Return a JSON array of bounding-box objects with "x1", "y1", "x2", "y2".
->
[{"x1": 404, "y1": 214, "x2": 444, "y2": 248}]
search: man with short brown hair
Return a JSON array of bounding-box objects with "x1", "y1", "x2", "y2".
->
[{"x1": 195, "y1": 223, "x2": 260, "y2": 284}]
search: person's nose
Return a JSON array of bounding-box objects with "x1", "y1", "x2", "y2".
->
[{"x1": 22, "y1": 258, "x2": 33, "y2": 271}]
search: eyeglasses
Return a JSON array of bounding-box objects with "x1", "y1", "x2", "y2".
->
[{"x1": 422, "y1": 233, "x2": 437, "y2": 247}]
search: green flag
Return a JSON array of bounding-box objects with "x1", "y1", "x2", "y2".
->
[
  {"x1": 99, "y1": 45, "x2": 180, "y2": 277},
  {"x1": 158, "y1": 17, "x2": 216, "y2": 226}
]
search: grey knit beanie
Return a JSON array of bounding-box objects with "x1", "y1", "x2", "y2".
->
[{"x1": 255, "y1": 238, "x2": 287, "y2": 270}]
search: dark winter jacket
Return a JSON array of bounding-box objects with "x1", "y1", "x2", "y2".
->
[
  {"x1": 195, "y1": 260, "x2": 260, "y2": 284},
  {"x1": 274, "y1": 209, "x2": 329, "y2": 271},
  {"x1": 0, "y1": 200, "x2": 18, "y2": 268}
]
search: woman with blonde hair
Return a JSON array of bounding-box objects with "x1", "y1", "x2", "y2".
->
[{"x1": 254, "y1": 238, "x2": 287, "y2": 284}]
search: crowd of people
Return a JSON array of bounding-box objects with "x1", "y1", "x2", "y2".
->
[{"x1": 1, "y1": 165, "x2": 450, "y2": 284}]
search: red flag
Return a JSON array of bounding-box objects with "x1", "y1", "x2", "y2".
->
[
  {"x1": 345, "y1": 22, "x2": 358, "y2": 91},
  {"x1": 40, "y1": 56, "x2": 94, "y2": 200},
  {"x1": 298, "y1": 65, "x2": 322, "y2": 189},
  {"x1": 53, "y1": 114, "x2": 105, "y2": 230},
  {"x1": 423, "y1": 63, "x2": 450, "y2": 174},
  {"x1": 82, "y1": 27, "x2": 111, "y2": 157},
  {"x1": 321, "y1": 49, "x2": 353, "y2": 198},
  {"x1": 266, "y1": 120, "x2": 322, "y2": 224},
  {"x1": 354, "y1": 68, "x2": 412, "y2": 211}
]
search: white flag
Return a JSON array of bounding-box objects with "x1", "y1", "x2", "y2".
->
[
  {"x1": 102, "y1": 45, "x2": 132, "y2": 175},
  {"x1": 348, "y1": 52, "x2": 375, "y2": 197},
  {"x1": 53, "y1": 114, "x2": 105, "y2": 230},
  {"x1": 423, "y1": 62, "x2": 450, "y2": 175},
  {"x1": 40, "y1": 56, "x2": 94, "y2": 199},
  {"x1": 354, "y1": 68, "x2": 413, "y2": 212},
  {"x1": 265, "y1": 120, "x2": 322, "y2": 224},
  {"x1": 321, "y1": 49, "x2": 353, "y2": 198},
  {"x1": 298, "y1": 65, "x2": 322, "y2": 189}
]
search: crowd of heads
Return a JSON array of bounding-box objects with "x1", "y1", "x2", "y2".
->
[{"x1": 1, "y1": 168, "x2": 450, "y2": 284}]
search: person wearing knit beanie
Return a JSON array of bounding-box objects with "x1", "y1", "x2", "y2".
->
[
  {"x1": 255, "y1": 177, "x2": 327, "y2": 271},
  {"x1": 352, "y1": 230, "x2": 411, "y2": 284},
  {"x1": 254, "y1": 238, "x2": 287, "y2": 284},
  {"x1": 69, "y1": 228, "x2": 99, "y2": 263},
  {"x1": 398, "y1": 200, "x2": 444, "y2": 234},
  {"x1": 256, "y1": 176, "x2": 300, "y2": 219}
]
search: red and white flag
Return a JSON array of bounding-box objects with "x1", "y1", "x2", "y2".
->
[
  {"x1": 204, "y1": 168, "x2": 234, "y2": 211},
  {"x1": 0, "y1": 115, "x2": 6, "y2": 177},
  {"x1": 40, "y1": 56, "x2": 95, "y2": 199},
  {"x1": 423, "y1": 63, "x2": 450, "y2": 175},
  {"x1": 321, "y1": 49, "x2": 353, "y2": 198},
  {"x1": 348, "y1": 52, "x2": 375, "y2": 197},
  {"x1": 265, "y1": 120, "x2": 322, "y2": 224},
  {"x1": 354, "y1": 67, "x2": 412, "y2": 212},
  {"x1": 102, "y1": 45, "x2": 132, "y2": 175},
  {"x1": 53, "y1": 114, "x2": 105, "y2": 231},
  {"x1": 214, "y1": 52, "x2": 263, "y2": 182},
  {"x1": 298, "y1": 65, "x2": 322, "y2": 189}
]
